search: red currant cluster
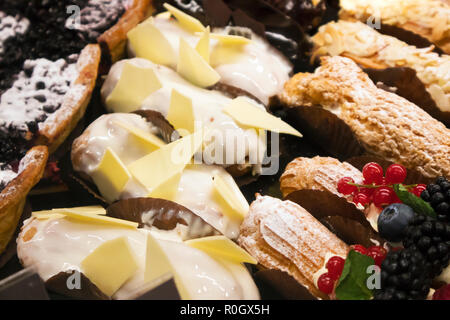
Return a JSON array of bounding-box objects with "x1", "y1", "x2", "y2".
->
[
  {"x1": 317, "y1": 244, "x2": 388, "y2": 296},
  {"x1": 337, "y1": 162, "x2": 425, "y2": 209},
  {"x1": 433, "y1": 284, "x2": 450, "y2": 300}
]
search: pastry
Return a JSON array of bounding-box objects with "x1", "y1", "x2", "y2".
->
[
  {"x1": 17, "y1": 199, "x2": 260, "y2": 300},
  {"x1": 311, "y1": 20, "x2": 450, "y2": 124},
  {"x1": 238, "y1": 195, "x2": 349, "y2": 299},
  {"x1": 0, "y1": 146, "x2": 48, "y2": 254},
  {"x1": 72, "y1": 113, "x2": 250, "y2": 239},
  {"x1": 339, "y1": 0, "x2": 450, "y2": 54},
  {"x1": 279, "y1": 55, "x2": 450, "y2": 180}
]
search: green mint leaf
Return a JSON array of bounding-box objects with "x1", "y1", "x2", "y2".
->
[
  {"x1": 335, "y1": 250, "x2": 375, "y2": 300},
  {"x1": 393, "y1": 184, "x2": 436, "y2": 218}
]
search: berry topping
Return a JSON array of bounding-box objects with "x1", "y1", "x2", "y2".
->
[
  {"x1": 337, "y1": 177, "x2": 357, "y2": 195},
  {"x1": 374, "y1": 247, "x2": 431, "y2": 300},
  {"x1": 433, "y1": 284, "x2": 450, "y2": 300},
  {"x1": 362, "y1": 162, "x2": 384, "y2": 185},
  {"x1": 420, "y1": 177, "x2": 450, "y2": 223},
  {"x1": 385, "y1": 164, "x2": 407, "y2": 184},
  {"x1": 378, "y1": 204, "x2": 416, "y2": 242},
  {"x1": 373, "y1": 187, "x2": 394, "y2": 208},
  {"x1": 366, "y1": 246, "x2": 387, "y2": 267},
  {"x1": 353, "y1": 193, "x2": 370, "y2": 206},
  {"x1": 412, "y1": 184, "x2": 427, "y2": 197},
  {"x1": 403, "y1": 214, "x2": 450, "y2": 278},
  {"x1": 350, "y1": 244, "x2": 367, "y2": 255},
  {"x1": 317, "y1": 273, "x2": 334, "y2": 295},
  {"x1": 326, "y1": 256, "x2": 345, "y2": 280}
]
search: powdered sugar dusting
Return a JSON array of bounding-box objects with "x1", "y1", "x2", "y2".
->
[
  {"x1": 0, "y1": 11, "x2": 30, "y2": 55},
  {"x1": 0, "y1": 163, "x2": 17, "y2": 191},
  {"x1": 0, "y1": 56, "x2": 80, "y2": 133}
]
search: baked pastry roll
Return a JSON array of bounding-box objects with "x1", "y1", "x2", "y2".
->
[
  {"x1": 311, "y1": 20, "x2": 450, "y2": 122},
  {"x1": 279, "y1": 56, "x2": 450, "y2": 180},
  {"x1": 0, "y1": 146, "x2": 48, "y2": 254},
  {"x1": 238, "y1": 195, "x2": 349, "y2": 299},
  {"x1": 339, "y1": 0, "x2": 450, "y2": 54}
]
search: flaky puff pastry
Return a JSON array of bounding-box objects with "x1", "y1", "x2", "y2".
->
[
  {"x1": 238, "y1": 195, "x2": 349, "y2": 300},
  {"x1": 280, "y1": 156, "x2": 363, "y2": 198},
  {"x1": 339, "y1": 0, "x2": 450, "y2": 54},
  {"x1": 280, "y1": 56, "x2": 450, "y2": 180},
  {"x1": 311, "y1": 20, "x2": 450, "y2": 113}
]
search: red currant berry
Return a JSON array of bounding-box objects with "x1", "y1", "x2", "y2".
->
[
  {"x1": 317, "y1": 273, "x2": 334, "y2": 295},
  {"x1": 366, "y1": 246, "x2": 387, "y2": 266},
  {"x1": 411, "y1": 184, "x2": 427, "y2": 197},
  {"x1": 385, "y1": 164, "x2": 407, "y2": 184},
  {"x1": 351, "y1": 244, "x2": 367, "y2": 255},
  {"x1": 337, "y1": 177, "x2": 357, "y2": 195},
  {"x1": 326, "y1": 256, "x2": 345, "y2": 280},
  {"x1": 432, "y1": 284, "x2": 450, "y2": 300},
  {"x1": 359, "y1": 187, "x2": 374, "y2": 199},
  {"x1": 373, "y1": 187, "x2": 394, "y2": 208},
  {"x1": 353, "y1": 193, "x2": 370, "y2": 206},
  {"x1": 362, "y1": 162, "x2": 384, "y2": 185}
]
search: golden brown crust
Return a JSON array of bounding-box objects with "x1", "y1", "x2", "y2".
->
[
  {"x1": 98, "y1": 0, "x2": 153, "y2": 63},
  {"x1": 36, "y1": 44, "x2": 101, "y2": 153},
  {"x1": 339, "y1": 0, "x2": 450, "y2": 54},
  {"x1": 280, "y1": 56, "x2": 450, "y2": 180},
  {"x1": 239, "y1": 195, "x2": 349, "y2": 300},
  {"x1": 280, "y1": 156, "x2": 363, "y2": 198},
  {"x1": 0, "y1": 146, "x2": 48, "y2": 253}
]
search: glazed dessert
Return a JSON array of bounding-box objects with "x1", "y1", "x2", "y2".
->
[
  {"x1": 238, "y1": 195, "x2": 349, "y2": 299},
  {"x1": 100, "y1": 4, "x2": 302, "y2": 174},
  {"x1": 279, "y1": 56, "x2": 450, "y2": 180},
  {"x1": 72, "y1": 113, "x2": 250, "y2": 239},
  {"x1": 311, "y1": 20, "x2": 450, "y2": 123},
  {"x1": 339, "y1": 0, "x2": 450, "y2": 54},
  {"x1": 17, "y1": 202, "x2": 260, "y2": 300},
  {"x1": 0, "y1": 146, "x2": 48, "y2": 254}
]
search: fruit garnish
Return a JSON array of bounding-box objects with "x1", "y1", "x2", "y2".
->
[
  {"x1": 317, "y1": 273, "x2": 334, "y2": 295},
  {"x1": 378, "y1": 203, "x2": 415, "y2": 242},
  {"x1": 337, "y1": 177, "x2": 357, "y2": 195},
  {"x1": 362, "y1": 162, "x2": 384, "y2": 185},
  {"x1": 373, "y1": 187, "x2": 394, "y2": 208},
  {"x1": 433, "y1": 284, "x2": 450, "y2": 300},
  {"x1": 393, "y1": 184, "x2": 436, "y2": 219},
  {"x1": 411, "y1": 184, "x2": 427, "y2": 197},
  {"x1": 420, "y1": 177, "x2": 450, "y2": 223},
  {"x1": 353, "y1": 193, "x2": 370, "y2": 206},
  {"x1": 385, "y1": 164, "x2": 407, "y2": 184},
  {"x1": 326, "y1": 256, "x2": 345, "y2": 280},
  {"x1": 366, "y1": 246, "x2": 387, "y2": 267},
  {"x1": 350, "y1": 244, "x2": 367, "y2": 255}
]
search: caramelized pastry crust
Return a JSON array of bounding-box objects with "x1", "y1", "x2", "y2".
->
[
  {"x1": 339, "y1": 0, "x2": 450, "y2": 54},
  {"x1": 239, "y1": 195, "x2": 349, "y2": 299},
  {"x1": 280, "y1": 56, "x2": 450, "y2": 179}
]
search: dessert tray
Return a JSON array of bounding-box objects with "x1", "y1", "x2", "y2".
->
[{"x1": 0, "y1": 0, "x2": 449, "y2": 301}]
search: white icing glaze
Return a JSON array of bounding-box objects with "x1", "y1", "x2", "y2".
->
[
  {"x1": 0, "y1": 12, "x2": 29, "y2": 55},
  {"x1": 127, "y1": 16, "x2": 292, "y2": 105},
  {"x1": 73, "y1": 113, "x2": 246, "y2": 239},
  {"x1": 17, "y1": 217, "x2": 260, "y2": 300},
  {"x1": 101, "y1": 58, "x2": 267, "y2": 169}
]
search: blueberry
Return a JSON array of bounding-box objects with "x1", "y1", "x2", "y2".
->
[{"x1": 378, "y1": 204, "x2": 416, "y2": 242}]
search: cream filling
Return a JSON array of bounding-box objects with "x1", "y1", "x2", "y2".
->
[
  {"x1": 72, "y1": 113, "x2": 245, "y2": 239},
  {"x1": 127, "y1": 16, "x2": 292, "y2": 105},
  {"x1": 101, "y1": 58, "x2": 267, "y2": 170},
  {"x1": 436, "y1": 264, "x2": 450, "y2": 284},
  {"x1": 17, "y1": 217, "x2": 260, "y2": 300}
]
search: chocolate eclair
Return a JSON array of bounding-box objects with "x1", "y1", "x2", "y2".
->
[{"x1": 279, "y1": 56, "x2": 450, "y2": 180}]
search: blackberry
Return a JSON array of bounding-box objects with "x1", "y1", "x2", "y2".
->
[
  {"x1": 374, "y1": 247, "x2": 431, "y2": 300},
  {"x1": 403, "y1": 214, "x2": 450, "y2": 278},
  {"x1": 421, "y1": 177, "x2": 450, "y2": 223},
  {"x1": 0, "y1": 129, "x2": 28, "y2": 164}
]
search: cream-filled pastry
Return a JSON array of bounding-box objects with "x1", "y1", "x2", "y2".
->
[
  {"x1": 72, "y1": 113, "x2": 249, "y2": 239},
  {"x1": 101, "y1": 58, "x2": 268, "y2": 171},
  {"x1": 127, "y1": 12, "x2": 292, "y2": 105},
  {"x1": 17, "y1": 215, "x2": 260, "y2": 300}
]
